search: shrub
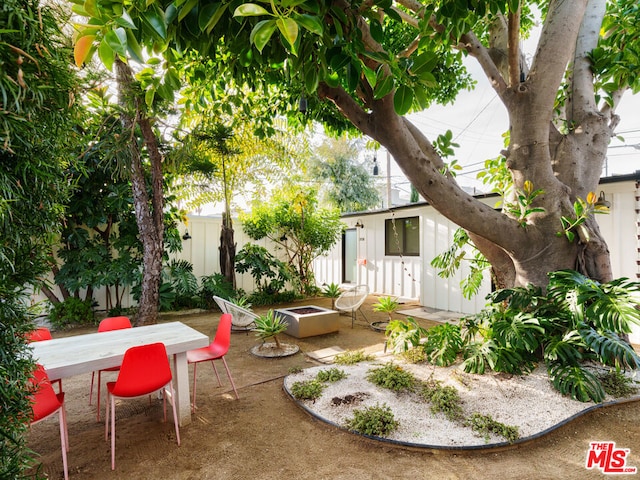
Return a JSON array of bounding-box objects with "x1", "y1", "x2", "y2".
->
[
  {"x1": 465, "y1": 413, "x2": 519, "y2": 444},
  {"x1": 420, "y1": 380, "x2": 464, "y2": 421},
  {"x1": 48, "y1": 297, "x2": 94, "y2": 329},
  {"x1": 461, "y1": 270, "x2": 640, "y2": 402},
  {"x1": 290, "y1": 380, "x2": 326, "y2": 401},
  {"x1": 345, "y1": 403, "x2": 399, "y2": 437},
  {"x1": 199, "y1": 273, "x2": 235, "y2": 310},
  {"x1": 334, "y1": 350, "x2": 374, "y2": 365},
  {"x1": 316, "y1": 368, "x2": 347, "y2": 382},
  {"x1": 366, "y1": 363, "x2": 416, "y2": 392},
  {"x1": 598, "y1": 370, "x2": 639, "y2": 397}
]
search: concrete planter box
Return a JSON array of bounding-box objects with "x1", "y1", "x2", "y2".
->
[{"x1": 275, "y1": 306, "x2": 340, "y2": 338}]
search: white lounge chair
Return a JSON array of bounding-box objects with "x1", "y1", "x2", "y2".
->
[
  {"x1": 213, "y1": 295, "x2": 258, "y2": 332},
  {"x1": 334, "y1": 285, "x2": 369, "y2": 328}
]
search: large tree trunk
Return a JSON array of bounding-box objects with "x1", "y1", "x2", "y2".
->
[
  {"x1": 219, "y1": 206, "x2": 236, "y2": 289},
  {"x1": 115, "y1": 59, "x2": 164, "y2": 325},
  {"x1": 319, "y1": 0, "x2": 616, "y2": 289}
]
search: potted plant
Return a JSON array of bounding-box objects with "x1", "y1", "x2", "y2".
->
[
  {"x1": 371, "y1": 296, "x2": 399, "y2": 331},
  {"x1": 250, "y1": 310, "x2": 299, "y2": 358}
]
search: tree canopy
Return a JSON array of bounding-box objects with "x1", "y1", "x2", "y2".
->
[{"x1": 69, "y1": 0, "x2": 640, "y2": 290}]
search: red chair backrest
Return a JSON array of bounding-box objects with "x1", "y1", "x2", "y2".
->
[
  {"x1": 111, "y1": 342, "x2": 172, "y2": 397},
  {"x1": 212, "y1": 313, "x2": 233, "y2": 353},
  {"x1": 98, "y1": 316, "x2": 132, "y2": 332},
  {"x1": 29, "y1": 364, "x2": 62, "y2": 421},
  {"x1": 27, "y1": 327, "x2": 53, "y2": 342}
]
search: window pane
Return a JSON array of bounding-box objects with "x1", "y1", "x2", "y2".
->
[
  {"x1": 385, "y1": 219, "x2": 403, "y2": 255},
  {"x1": 404, "y1": 217, "x2": 420, "y2": 256}
]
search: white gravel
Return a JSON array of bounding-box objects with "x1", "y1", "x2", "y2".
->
[{"x1": 284, "y1": 360, "x2": 640, "y2": 448}]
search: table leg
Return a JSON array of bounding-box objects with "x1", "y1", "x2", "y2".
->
[{"x1": 172, "y1": 352, "x2": 191, "y2": 426}]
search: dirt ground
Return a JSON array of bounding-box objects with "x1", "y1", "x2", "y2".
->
[{"x1": 28, "y1": 296, "x2": 640, "y2": 480}]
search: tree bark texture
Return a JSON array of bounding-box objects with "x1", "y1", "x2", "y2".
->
[
  {"x1": 115, "y1": 59, "x2": 164, "y2": 325},
  {"x1": 319, "y1": 0, "x2": 617, "y2": 288},
  {"x1": 219, "y1": 210, "x2": 236, "y2": 290}
]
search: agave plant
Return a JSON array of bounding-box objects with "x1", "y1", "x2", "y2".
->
[
  {"x1": 322, "y1": 283, "x2": 342, "y2": 310},
  {"x1": 253, "y1": 310, "x2": 289, "y2": 349}
]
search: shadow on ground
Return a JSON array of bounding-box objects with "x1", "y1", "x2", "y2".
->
[{"x1": 27, "y1": 295, "x2": 640, "y2": 480}]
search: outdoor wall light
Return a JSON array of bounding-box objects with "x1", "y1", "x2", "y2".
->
[
  {"x1": 355, "y1": 220, "x2": 364, "y2": 228},
  {"x1": 595, "y1": 191, "x2": 611, "y2": 209},
  {"x1": 372, "y1": 154, "x2": 379, "y2": 176},
  {"x1": 298, "y1": 96, "x2": 307, "y2": 114},
  {"x1": 182, "y1": 230, "x2": 192, "y2": 240}
]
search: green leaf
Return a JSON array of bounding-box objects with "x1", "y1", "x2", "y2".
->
[
  {"x1": 234, "y1": 3, "x2": 270, "y2": 17},
  {"x1": 277, "y1": 17, "x2": 299, "y2": 49},
  {"x1": 125, "y1": 29, "x2": 144, "y2": 63},
  {"x1": 104, "y1": 28, "x2": 127, "y2": 56},
  {"x1": 362, "y1": 64, "x2": 377, "y2": 89},
  {"x1": 369, "y1": 19, "x2": 383, "y2": 43},
  {"x1": 548, "y1": 363, "x2": 605, "y2": 403},
  {"x1": 294, "y1": 13, "x2": 323, "y2": 35},
  {"x1": 329, "y1": 52, "x2": 350, "y2": 71},
  {"x1": 98, "y1": 38, "x2": 115, "y2": 71},
  {"x1": 373, "y1": 73, "x2": 394, "y2": 99},
  {"x1": 178, "y1": 0, "x2": 198, "y2": 22},
  {"x1": 145, "y1": 87, "x2": 156, "y2": 108},
  {"x1": 143, "y1": 6, "x2": 167, "y2": 40},
  {"x1": 199, "y1": 3, "x2": 226, "y2": 34},
  {"x1": 250, "y1": 20, "x2": 277, "y2": 53},
  {"x1": 304, "y1": 61, "x2": 319, "y2": 93},
  {"x1": 115, "y1": 11, "x2": 137, "y2": 29},
  {"x1": 393, "y1": 84, "x2": 413, "y2": 115}
]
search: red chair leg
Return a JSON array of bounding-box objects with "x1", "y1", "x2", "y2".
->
[
  {"x1": 221, "y1": 357, "x2": 239, "y2": 400},
  {"x1": 210, "y1": 360, "x2": 222, "y2": 386}
]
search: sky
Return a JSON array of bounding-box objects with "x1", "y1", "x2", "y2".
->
[
  {"x1": 378, "y1": 67, "x2": 640, "y2": 199},
  {"x1": 377, "y1": 23, "x2": 640, "y2": 199}
]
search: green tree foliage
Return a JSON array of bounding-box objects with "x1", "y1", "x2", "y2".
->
[
  {"x1": 311, "y1": 137, "x2": 380, "y2": 212},
  {"x1": 240, "y1": 189, "x2": 344, "y2": 293},
  {"x1": 391, "y1": 270, "x2": 640, "y2": 403},
  {"x1": 0, "y1": 0, "x2": 82, "y2": 476},
  {"x1": 67, "y1": 0, "x2": 640, "y2": 291}
]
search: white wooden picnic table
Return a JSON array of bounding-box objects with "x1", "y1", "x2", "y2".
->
[{"x1": 30, "y1": 321, "x2": 209, "y2": 426}]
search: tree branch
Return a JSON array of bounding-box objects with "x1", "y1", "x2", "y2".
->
[
  {"x1": 568, "y1": 0, "x2": 607, "y2": 124},
  {"x1": 528, "y1": 0, "x2": 588, "y2": 110},
  {"x1": 507, "y1": 7, "x2": 521, "y2": 87}
]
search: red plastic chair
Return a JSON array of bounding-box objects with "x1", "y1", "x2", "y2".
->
[
  {"x1": 29, "y1": 364, "x2": 69, "y2": 480},
  {"x1": 26, "y1": 327, "x2": 62, "y2": 393},
  {"x1": 104, "y1": 342, "x2": 180, "y2": 470},
  {"x1": 26, "y1": 326, "x2": 53, "y2": 342},
  {"x1": 187, "y1": 313, "x2": 239, "y2": 412},
  {"x1": 89, "y1": 316, "x2": 132, "y2": 421}
]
